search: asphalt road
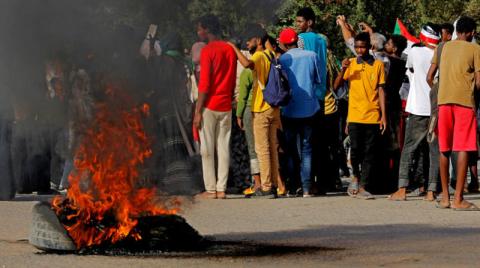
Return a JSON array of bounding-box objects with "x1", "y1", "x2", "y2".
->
[{"x1": 1, "y1": 193, "x2": 479, "y2": 267}]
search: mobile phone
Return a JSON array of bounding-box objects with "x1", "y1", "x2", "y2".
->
[{"x1": 146, "y1": 24, "x2": 158, "y2": 39}]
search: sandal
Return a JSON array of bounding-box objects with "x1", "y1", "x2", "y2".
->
[{"x1": 347, "y1": 181, "x2": 359, "y2": 197}]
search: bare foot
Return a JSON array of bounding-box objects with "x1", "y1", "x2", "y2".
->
[
  {"x1": 388, "y1": 188, "x2": 407, "y2": 201},
  {"x1": 423, "y1": 191, "x2": 436, "y2": 202},
  {"x1": 451, "y1": 200, "x2": 479, "y2": 210},
  {"x1": 436, "y1": 199, "x2": 451, "y2": 209}
]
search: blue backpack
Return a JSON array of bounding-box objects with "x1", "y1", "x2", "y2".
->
[{"x1": 262, "y1": 52, "x2": 291, "y2": 107}]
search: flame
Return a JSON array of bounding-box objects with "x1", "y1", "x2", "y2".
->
[{"x1": 52, "y1": 85, "x2": 178, "y2": 249}]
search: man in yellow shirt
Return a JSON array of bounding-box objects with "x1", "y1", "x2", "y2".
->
[
  {"x1": 229, "y1": 25, "x2": 284, "y2": 198},
  {"x1": 334, "y1": 32, "x2": 386, "y2": 199}
]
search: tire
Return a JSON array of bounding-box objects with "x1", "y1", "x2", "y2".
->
[{"x1": 29, "y1": 202, "x2": 76, "y2": 251}]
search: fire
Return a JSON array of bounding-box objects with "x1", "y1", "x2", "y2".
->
[{"x1": 52, "y1": 85, "x2": 179, "y2": 249}]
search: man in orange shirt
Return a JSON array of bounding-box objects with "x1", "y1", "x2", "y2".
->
[{"x1": 334, "y1": 32, "x2": 386, "y2": 200}]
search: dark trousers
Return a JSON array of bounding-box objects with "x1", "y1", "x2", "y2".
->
[
  {"x1": 398, "y1": 114, "x2": 431, "y2": 189},
  {"x1": 337, "y1": 100, "x2": 350, "y2": 176},
  {"x1": 323, "y1": 112, "x2": 341, "y2": 189},
  {"x1": 428, "y1": 137, "x2": 440, "y2": 192},
  {"x1": 311, "y1": 104, "x2": 327, "y2": 191},
  {"x1": 348, "y1": 123, "x2": 380, "y2": 187}
]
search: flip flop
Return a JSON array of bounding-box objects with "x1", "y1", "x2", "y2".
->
[
  {"x1": 452, "y1": 202, "x2": 480, "y2": 211},
  {"x1": 347, "y1": 181, "x2": 359, "y2": 197}
]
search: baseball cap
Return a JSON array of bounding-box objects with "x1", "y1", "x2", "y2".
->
[{"x1": 278, "y1": 28, "x2": 298, "y2": 45}]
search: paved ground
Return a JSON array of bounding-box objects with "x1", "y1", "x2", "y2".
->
[{"x1": 1, "y1": 192, "x2": 479, "y2": 268}]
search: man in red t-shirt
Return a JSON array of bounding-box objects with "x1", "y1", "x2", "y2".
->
[{"x1": 193, "y1": 15, "x2": 237, "y2": 199}]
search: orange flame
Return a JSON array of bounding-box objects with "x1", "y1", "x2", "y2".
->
[{"x1": 52, "y1": 85, "x2": 178, "y2": 249}]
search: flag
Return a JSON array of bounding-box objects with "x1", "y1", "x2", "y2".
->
[{"x1": 393, "y1": 18, "x2": 419, "y2": 55}]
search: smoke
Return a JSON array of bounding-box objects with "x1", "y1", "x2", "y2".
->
[{"x1": 0, "y1": 0, "x2": 286, "y2": 198}]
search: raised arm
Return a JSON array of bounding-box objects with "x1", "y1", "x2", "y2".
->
[
  {"x1": 337, "y1": 15, "x2": 356, "y2": 43},
  {"x1": 228, "y1": 42, "x2": 254, "y2": 70},
  {"x1": 334, "y1": 58, "x2": 350, "y2": 90}
]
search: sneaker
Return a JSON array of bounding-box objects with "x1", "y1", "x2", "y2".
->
[
  {"x1": 243, "y1": 186, "x2": 256, "y2": 196},
  {"x1": 303, "y1": 192, "x2": 313, "y2": 198},
  {"x1": 277, "y1": 188, "x2": 287, "y2": 198},
  {"x1": 251, "y1": 189, "x2": 276, "y2": 199}
]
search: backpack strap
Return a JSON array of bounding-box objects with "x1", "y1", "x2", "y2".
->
[
  {"x1": 257, "y1": 51, "x2": 277, "y2": 90},
  {"x1": 262, "y1": 50, "x2": 276, "y2": 64}
]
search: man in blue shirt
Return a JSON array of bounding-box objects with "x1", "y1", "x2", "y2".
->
[
  {"x1": 296, "y1": 7, "x2": 330, "y2": 195},
  {"x1": 296, "y1": 7, "x2": 327, "y2": 100},
  {"x1": 279, "y1": 28, "x2": 322, "y2": 197}
]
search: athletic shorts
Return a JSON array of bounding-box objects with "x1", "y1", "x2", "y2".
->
[{"x1": 438, "y1": 104, "x2": 477, "y2": 152}]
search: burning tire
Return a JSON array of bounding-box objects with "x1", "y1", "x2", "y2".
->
[{"x1": 29, "y1": 202, "x2": 76, "y2": 251}]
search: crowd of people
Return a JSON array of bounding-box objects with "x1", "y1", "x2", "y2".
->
[
  {"x1": 1, "y1": 7, "x2": 479, "y2": 212},
  {"x1": 191, "y1": 9, "x2": 480, "y2": 211}
]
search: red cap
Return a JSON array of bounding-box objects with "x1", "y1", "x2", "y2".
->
[{"x1": 278, "y1": 28, "x2": 298, "y2": 45}]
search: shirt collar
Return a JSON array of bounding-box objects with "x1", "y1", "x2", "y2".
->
[{"x1": 356, "y1": 55, "x2": 375, "y2": 66}]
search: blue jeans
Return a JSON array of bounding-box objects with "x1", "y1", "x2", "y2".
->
[{"x1": 283, "y1": 115, "x2": 314, "y2": 193}]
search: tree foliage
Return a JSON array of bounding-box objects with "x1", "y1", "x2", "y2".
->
[{"x1": 274, "y1": 0, "x2": 480, "y2": 57}]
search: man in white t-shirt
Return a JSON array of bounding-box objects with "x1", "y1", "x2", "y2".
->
[{"x1": 388, "y1": 25, "x2": 440, "y2": 201}]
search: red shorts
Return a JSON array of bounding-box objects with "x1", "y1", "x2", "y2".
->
[{"x1": 438, "y1": 104, "x2": 477, "y2": 152}]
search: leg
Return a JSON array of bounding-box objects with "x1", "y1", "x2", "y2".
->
[
  {"x1": 358, "y1": 124, "x2": 379, "y2": 196},
  {"x1": 347, "y1": 123, "x2": 363, "y2": 196},
  {"x1": 426, "y1": 137, "x2": 440, "y2": 201},
  {"x1": 216, "y1": 110, "x2": 232, "y2": 193},
  {"x1": 439, "y1": 152, "x2": 451, "y2": 207},
  {"x1": 299, "y1": 117, "x2": 314, "y2": 194},
  {"x1": 243, "y1": 107, "x2": 261, "y2": 191},
  {"x1": 253, "y1": 109, "x2": 273, "y2": 192},
  {"x1": 437, "y1": 105, "x2": 454, "y2": 207},
  {"x1": 394, "y1": 115, "x2": 429, "y2": 199},
  {"x1": 283, "y1": 117, "x2": 300, "y2": 193},
  {"x1": 452, "y1": 151, "x2": 468, "y2": 207},
  {"x1": 243, "y1": 107, "x2": 260, "y2": 177},
  {"x1": 59, "y1": 158, "x2": 73, "y2": 189},
  {"x1": 199, "y1": 108, "x2": 218, "y2": 193},
  {"x1": 269, "y1": 108, "x2": 284, "y2": 192},
  {"x1": 450, "y1": 105, "x2": 478, "y2": 209}
]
